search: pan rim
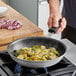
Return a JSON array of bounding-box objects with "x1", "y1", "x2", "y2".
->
[{"x1": 7, "y1": 36, "x2": 67, "y2": 48}]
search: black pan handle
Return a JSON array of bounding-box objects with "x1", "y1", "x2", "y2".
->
[{"x1": 48, "y1": 19, "x2": 62, "y2": 33}]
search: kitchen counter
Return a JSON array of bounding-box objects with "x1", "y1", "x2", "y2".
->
[
  {"x1": 0, "y1": 0, "x2": 44, "y2": 51},
  {"x1": 62, "y1": 39, "x2": 76, "y2": 66}
]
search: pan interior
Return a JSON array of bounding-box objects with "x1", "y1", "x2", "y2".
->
[{"x1": 8, "y1": 37, "x2": 66, "y2": 56}]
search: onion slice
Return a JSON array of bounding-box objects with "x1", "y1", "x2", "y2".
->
[{"x1": 0, "y1": 19, "x2": 22, "y2": 30}]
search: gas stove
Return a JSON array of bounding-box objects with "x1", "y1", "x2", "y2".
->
[{"x1": 0, "y1": 51, "x2": 76, "y2": 76}]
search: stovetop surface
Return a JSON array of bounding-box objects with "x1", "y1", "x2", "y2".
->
[{"x1": 0, "y1": 51, "x2": 76, "y2": 76}]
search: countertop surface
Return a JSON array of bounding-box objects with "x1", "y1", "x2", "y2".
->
[
  {"x1": 0, "y1": 0, "x2": 44, "y2": 45},
  {"x1": 62, "y1": 39, "x2": 76, "y2": 66}
]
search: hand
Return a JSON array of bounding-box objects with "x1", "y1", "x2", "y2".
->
[{"x1": 48, "y1": 13, "x2": 67, "y2": 34}]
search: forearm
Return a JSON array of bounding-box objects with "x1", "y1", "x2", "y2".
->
[{"x1": 49, "y1": 0, "x2": 60, "y2": 15}]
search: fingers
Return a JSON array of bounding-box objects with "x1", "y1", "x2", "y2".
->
[
  {"x1": 52, "y1": 17, "x2": 59, "y2": 27},
  {"x1": 56, "y1": 17, "x2": 67, "y2": 34},
  {"x1": 48, "y1": 17, "x2": 52, "y2": 28},
  {"x1": 48, "y1": 14, "x2": 62, "y2": 28},
  {"x1": 48, "y1": 17, "x2": 59, "y2": 29}
]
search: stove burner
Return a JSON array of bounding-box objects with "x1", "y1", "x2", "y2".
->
[
  {"x1": 15, "y1": 64, "x2": 22, "y2": 74},
  {"x1": 0, "y1": 51, "x2": 76, "y2": 76},
  {"x1": 44, "y1": 68, "x2": 50, "y2": 76},
  {"x1": 20, "y1": 67, "x2": 51, "y2": 76},
  {"x1": 15, "y1": 64, "x2": 50, "y2": 76}
]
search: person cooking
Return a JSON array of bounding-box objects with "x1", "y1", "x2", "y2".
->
[{"x1": 48, "y1": 0, "x2": 76, "y2": 44}]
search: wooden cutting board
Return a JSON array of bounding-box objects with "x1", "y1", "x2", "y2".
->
[{"x1": 0, "y1": 1, "x2": 44, "y2": 51}]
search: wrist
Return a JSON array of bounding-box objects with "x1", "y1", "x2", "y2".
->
[{"x1": 49, "y1": 0, "x2": 60, "y2": 13}]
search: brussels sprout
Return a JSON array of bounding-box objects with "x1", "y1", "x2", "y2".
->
[{"x1": 15, "y1": 45, "x2": 60, "y2": 61}]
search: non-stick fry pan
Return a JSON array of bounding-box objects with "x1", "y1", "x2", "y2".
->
[{"x1": 7, "y1": 37, "x2": 66, "y2": 68}]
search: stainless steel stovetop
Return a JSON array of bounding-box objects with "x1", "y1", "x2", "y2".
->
[{"x1": 61, "y1": 39, "x2": 76, "y2": 66}]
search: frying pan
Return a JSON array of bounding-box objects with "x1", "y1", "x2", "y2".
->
[{"x1": 7, "y1": 37, "x2": 66, "y2": 68}]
